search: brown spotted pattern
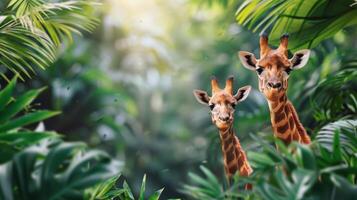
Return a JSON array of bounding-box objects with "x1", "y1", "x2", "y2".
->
[
  {"x1": 268, "y1": 92, "x2": 311, "y2": 144},
  {"x1": 219, "y1": 125, "x2": 253, "y2": 178}
]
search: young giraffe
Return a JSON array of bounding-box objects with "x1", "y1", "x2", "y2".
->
[
  {"x1": 238, "y1": 34, "x2": 311, "y2": 144},
  {"x1": 193, "y1": 76, "x2": 253, "y2": 187}
]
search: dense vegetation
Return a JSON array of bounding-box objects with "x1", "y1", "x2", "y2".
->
[{"x1": 0, "y1": 0, "x2": 356, "y2": 199}]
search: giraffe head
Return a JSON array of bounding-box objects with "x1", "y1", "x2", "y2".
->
[
  {"x1": 238, "y1": 34, "x2": 310, "y2": 101},
  {"x1": 193, "y1": 76, "x2": 251, "y2": 130}
]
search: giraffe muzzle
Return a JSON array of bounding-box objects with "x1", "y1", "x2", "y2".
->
[
  {"x1": 267, "y1": 81, "x2": 282, "y2": 90},
  {"x1": 219, "y1": 115, "x2": 231, "y2": 122}
]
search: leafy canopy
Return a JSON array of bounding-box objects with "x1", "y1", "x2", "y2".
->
[
  {"x1": 236, "y1": 0, "x2": 357, "y2": 50},
  {"x1": 0, "y1": 0, "x2": 98, "y2": 79}
]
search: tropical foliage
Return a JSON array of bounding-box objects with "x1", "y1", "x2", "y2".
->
[
  {"x1": 0, "y1": 78, "x2": 120, "y2": 200},
  {"x1": 183, "y1": 121, "x2": 357, "y2": 200},
  {"x1": 0, "y1": 0, "x2": 356, "y2": 199},
  {"x1": 181, "y1": 0, "x2": 357, "y2": 199},
  {"x1": 0, "y1": 0, "x2": 97, "y2": 79},
  {"x1": 0, "y1": 139, "x2": 121, "y2": 200},
  {"x1": 0, "y1": 77, "x2": 59, "y2": 164},
  {"x1": 236, "y1": 0, "x2": 357, "y2": 50},
  {"x1": 86, "y1": 174, "x2": 164, "y2": 200}
]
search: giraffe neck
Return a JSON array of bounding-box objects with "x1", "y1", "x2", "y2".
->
[
  {"x1": 218, "y1": 125, "x2": 253, "y2": 179},
  {"x1": 267, "y1": 93, "x2": 311, "y2": 144}
]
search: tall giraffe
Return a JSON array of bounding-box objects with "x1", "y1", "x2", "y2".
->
[
  {"x1": 193, "y1": 76, "x2": 253, "y2": 184},
  {"x1": 238, "y1": 34, "x2": 311, "y2": 144}
]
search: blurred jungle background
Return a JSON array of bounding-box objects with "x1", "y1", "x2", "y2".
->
[{"x1": 0, "y1": 0, "x2": 356, "y2": 199}]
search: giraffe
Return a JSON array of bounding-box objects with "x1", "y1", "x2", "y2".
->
[
  {"x1": 238, "y1": 33, "x2": 311, "y2": 144},
  {"x1": 193, "y1": 76, "x2": 253, "y2": 187}
]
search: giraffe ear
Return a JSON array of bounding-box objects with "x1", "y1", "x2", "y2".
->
[
  {"x1": 290, "y1": 49, "x2": 310, "y2": 70},
  {"x1": 234, "y1": 85, "x2": 251, "y2": 103},
  {"x1": 193, "y1": 90, "x2": 210, "y2": 105},
  {"x1": 238, "y1": 51, "x2": 257, "y2": 71}
]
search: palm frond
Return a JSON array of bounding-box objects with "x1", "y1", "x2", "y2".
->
[
  {"x1": 0, "y1": 0, "x2": 99, "y2": 79},
  {"x1": 316, "y1": 120, "x2": 357, "y2": 155},
  {"x1": 10, "y1": 1, "x2": 99, "y2": 45},
  {"x1": 182, "y1": 133, "x2": 357, "y2": 200},
  {"x1": 236, "y1": 0, "x2": 357, "y2": 50},
  {"x1": 0, "y1": 16, "x2": 55, "y2": 79},
  {"x1": 311, "y1": 67, "x2": 357, "y2": 124}
]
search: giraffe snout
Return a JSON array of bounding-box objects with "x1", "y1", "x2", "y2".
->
[
  {"x1": 219, "y1": 114, "x2": 231, "y2": 122},
  {"x1": 267, "y1": 81, "x2": 282, "y2": 89}
]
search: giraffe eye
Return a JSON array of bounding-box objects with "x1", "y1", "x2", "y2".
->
[
  {"x1": 256, "y1": 66, "x2": 264, "y2": 75},
  {"x1": 285, "y1": 68, "x2": 292, "y2": 75},
  {"x1": 209, "y1": 104, "x2": 215, "y2": 110},
  {"x1": 231, "y1": 103, "x2": 236, "y2": 109}
]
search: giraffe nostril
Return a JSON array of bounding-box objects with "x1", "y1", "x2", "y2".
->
[
  {"x1": 273, "y1": 82, "x2": 282, "y2": 88},
  {"x1": 220, "y1": 116, "x2": 230, "y2": 122},
  {"x1": 268, "y1": 82, "x2": 282, "y2": 89}
]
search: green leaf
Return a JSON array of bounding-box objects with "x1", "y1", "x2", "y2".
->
[
  {"x1": 123, "y1": 181, "x2": 135, "y2": 200},
  {"x1": 248, "y1": 151, "x2": 275, "y2": 168},
  {"x1": 0, "y1": 131, "x2": 57, "y2": 164},
  {"x1": 0, "y1": 88, "x2": 45, "y2": 123},
  {"x1": 199, "y1": 166, "x2": 221, "y2": 190},
  {"x1": 235, "y1": 0, "x2": 357, "y2": 50},
  {"x1": 332, "y1": 131, "x2": 343, "y2": 161},
  {"x1": 87, "y1": 175, "x2": 120, "y2": 199},
  {"x1": 0, "y1": 77, "x2": 16, "y2": 112},
  {"x1": 0, "y1": 131, "x2": 57, "y2": 146},
  {"x1": 4, "y1": 141, "x2": 121, "y2": 199},
  {"x1": 0, "y1": 110, "x2": 60, "y2": 132},
  {"x1": 139, "y1": 174, "x2": 146, "y2": 200},
  {"x1": 0, "y1": 1, "x2": 99, "y2": 79},
  {"x1": 330, "y1": 174, "x2": 357, "y2": 198},
  {"x1": 0, "y1": 141, "x2": 18, "y2": 164},
  {"x1": 148, "y1": 188, "x2": 164, "y2": 200},
  {"x1": 294, "y1": 143, "x2": 316, "y2": 170},
  {"x1": 316, "y1": 120, "x2": 357, "y2": 155}
]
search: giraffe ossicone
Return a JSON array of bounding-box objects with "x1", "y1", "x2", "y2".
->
[
  {"x1": 193, "y1": 76, "x2": 253, "y2": 185},
  {"x1": 237, "y1": 34, "x2": 311, "y2": 144}
]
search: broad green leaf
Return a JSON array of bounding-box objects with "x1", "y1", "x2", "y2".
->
[
  {"x1": 274, "y1": 170, "x2": 293, "y2": 198},
  {"x1": 0, "y1": 77, "x2": 16, "y2": 112},
  {"x1": 0, "y1": 110, "x2": 60, "y2": 132},
  {"x1": 0, "y1": 132, "x2": 57, "y2": 164},
  {"x1": 40, "y1": 142, "x2": 86, "y2": 188},
  {"x1": 332, "y1": 131, "x2": 343, "y2": 161},
  {"x1": 330, "y1": 174, "x2": 357, "y2": 198},
  {"x1": 294, "y1": 144, "x2": 316, "y2": 170},
  {"x1": 248, "y1": 151, "x2": 275, "y2": 168},
  {"x1": 0, "y1": 141, "x2": 18, "y2": 164},
  {"x1": 291, "y1": 169, "x2": 317, "y2": 199},
  {"x1": 0, "y1": 131, "x2": 57, "y2": 146},
  {"x1": 321, "y1": 165, "x2": 357, "y2": 176},
  {"x1": 0, "y1": 88, "x2": 45, "y2": 123}
]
